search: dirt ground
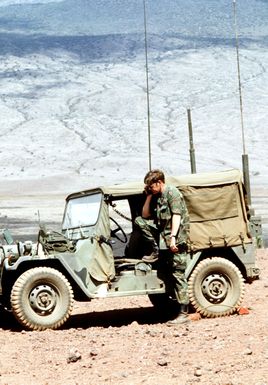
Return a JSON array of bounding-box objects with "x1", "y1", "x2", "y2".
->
[{"x1": 0, "y1": 247, "x2": 266, "y2": 385}]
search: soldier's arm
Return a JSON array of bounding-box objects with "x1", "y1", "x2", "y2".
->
[
  {"x1": 171, "y1": 213, "x2": 181, "y2": 238},
  {"x1": 170, "y1": 213, "x2": 181, "y2": 251},
  {"x1": 142, "y1": 194, "x2": 153, "y2": 218}
]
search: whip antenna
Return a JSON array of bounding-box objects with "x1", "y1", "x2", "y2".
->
[
  {"x1": 143, "y1": 0, "x2": 152, "y2": 170},
  {"x1": 187, "y1": 108, "x2": 197, "y2": 174},
  {"x1": 233, "y1": 0, "x2": 246, "y2": 154},
  {"x1": 232, "y1": 0, "x2": 252, "y2": 205}
]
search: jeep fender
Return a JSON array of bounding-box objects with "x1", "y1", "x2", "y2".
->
[
  {"x1": 2, "y1": 254, "x2": 94, "y2": 300},
  {"x1": 185, "y1": 243, "x2": 259, "y2": 281}
]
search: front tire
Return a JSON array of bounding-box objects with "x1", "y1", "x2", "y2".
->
[
  {"x1": 11, "y1": 267, "x2": 74, "y2": 331},
  {"x1": 188, "y1": 257, "x2": 245, "y2": 318}
]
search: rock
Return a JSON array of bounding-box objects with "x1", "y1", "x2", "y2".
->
[
  {"x1": 157, "y1": 359, "x2": 168, "y2": 366},
  {"x1": 67, "y1": 348, "x2": 82, "y2": 363},
  {"x1": 194, "y1": 368, "x2": 202, "y2": 377},
  {"x1": 145, "y1": 330, "x2": 157, "y2": 337},
  {"x1": 237, "y1": 307, "x2": 250, "y2": 315},
  {"x1": 188, "y1": 312, "x2": 202, "y2": 321},
  {"x1": 243, "y1": 347, "x2": 253, "y2": 355},
  {"x1": 90, "y1": 349, "x2": 98, "y2": 357}
]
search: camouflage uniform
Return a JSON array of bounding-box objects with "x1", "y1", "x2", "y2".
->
[{"x1": 135, "y1": 185, "x2": 190, "y2": 305}]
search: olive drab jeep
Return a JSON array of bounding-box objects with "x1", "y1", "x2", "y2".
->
[{"x1": 0, "y1": 169, "x2": 261, "y2": 330}]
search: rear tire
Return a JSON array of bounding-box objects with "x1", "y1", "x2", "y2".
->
[
  {"x1": 11, "y1": 267, "x2": 74, "y2": 331},
  {"x1": 188, "y1": 257, "x2": 245, "y2": 318}
]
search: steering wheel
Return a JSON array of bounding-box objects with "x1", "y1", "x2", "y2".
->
[{"x1": 110, "y1": 217, "x2": 128, "y2": 243}]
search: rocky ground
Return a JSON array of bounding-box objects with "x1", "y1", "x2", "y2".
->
[{"x1": 0, "y1": 247, "x2": 267, "y2": 385}]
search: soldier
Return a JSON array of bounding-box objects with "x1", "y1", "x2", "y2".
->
[{"x1": 135, "y1": 169, "x2": 190, "y2": 324}]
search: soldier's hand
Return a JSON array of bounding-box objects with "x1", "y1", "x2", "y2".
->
[
  {"x1": 170, "y1": 238, "x2": 178, "y2": 253},
  {"x1": 144, "y1": 185, "x2": 152, "y2": 195}
]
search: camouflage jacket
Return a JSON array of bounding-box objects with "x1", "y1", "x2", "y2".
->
[{"x1": 155, "y1": 185, "x2": 189, "y2": 250}]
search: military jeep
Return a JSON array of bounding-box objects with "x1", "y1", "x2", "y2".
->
[{"x1": 0, "y1": 169, "x2": 260, "y2": 330}]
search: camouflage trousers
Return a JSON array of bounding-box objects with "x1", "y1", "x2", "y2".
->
[
  {"x1": 160, "y1": 250, "x2": 189, "y2": 306},
  {"x1": 134, "y1": 216, "x2": 159, "y2": 244},
  {"x1": 134, "y1": 216, "x2": 189, "y2": 305}
]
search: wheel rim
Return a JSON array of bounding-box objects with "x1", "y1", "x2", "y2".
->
[
  {"x1": 201, "y1": 273, "x2": 229, "y2": 303},
  {"x1": 29, "y1": 284, "x2": 58, "y2": 315}
]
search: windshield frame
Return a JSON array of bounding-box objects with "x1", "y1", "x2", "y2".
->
[{"x1": 62, "y1": 190, "x2": 103, "y2": 230}]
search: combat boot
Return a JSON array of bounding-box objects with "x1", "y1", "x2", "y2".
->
[
  {"x1": 166, "y1": 304, "x2": 189, "y2": 326},
  {"x1": 142, "y1": 242, "x2": 159, "y2": 263}
]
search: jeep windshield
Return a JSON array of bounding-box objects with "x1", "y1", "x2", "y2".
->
[{"x1": 62, "y1": 192, "x2": 102, "y2": 230}]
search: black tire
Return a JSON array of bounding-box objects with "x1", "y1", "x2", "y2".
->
[
  {"x1": 10, "y1": 267, "x2": 74, "y2": 331},
  {"x1": 188, "y1": 257, "x2": 245, "y2": 318}
]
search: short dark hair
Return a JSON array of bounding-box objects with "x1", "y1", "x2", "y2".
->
[{"x1": 144, "y1": 169, "x2": 165, "y2": 185}]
